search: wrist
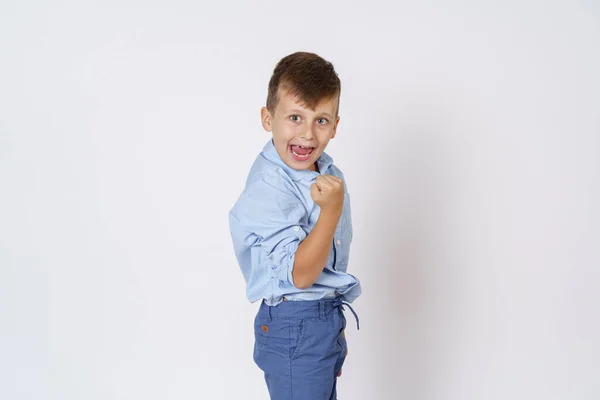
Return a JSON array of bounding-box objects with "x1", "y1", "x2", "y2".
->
[{"x1": 319, "y1": 207, "x2": 342, "y2": 223}]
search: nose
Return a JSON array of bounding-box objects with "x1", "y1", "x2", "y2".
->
[{"x1": 301, "y1": 125, "x2": 314, "y2": 140}]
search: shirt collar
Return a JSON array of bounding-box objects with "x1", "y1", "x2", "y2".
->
[{"x1": 262, "y1": 138, "x2": 334, "y2": 181}]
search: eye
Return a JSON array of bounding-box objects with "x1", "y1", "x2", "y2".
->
[
  {"x1": 289, "y1": 115, "x2": 301, "y2": 122},
  {"x1": 316, "y1": 118, "x2": 328, "y2": 125}
]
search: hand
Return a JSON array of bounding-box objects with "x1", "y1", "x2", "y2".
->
[{"x1": 310, "y1": 175, "x2": 344, "y2": 215}]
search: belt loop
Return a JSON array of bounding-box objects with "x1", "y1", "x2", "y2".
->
[
  {"x1": 267, "y1": 304, "x2": 272, "y2": 323},
  {"x1": 318, "y1": 301, "x2": 326, "y2": 321}
]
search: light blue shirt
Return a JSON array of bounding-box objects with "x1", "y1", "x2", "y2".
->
[{"x1": 229, "y1": 139, "x2": 361, "y2": 306}]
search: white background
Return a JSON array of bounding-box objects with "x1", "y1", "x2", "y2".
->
[{"x1": 1, "y1": 1, "x2": 599, "y2": 399}]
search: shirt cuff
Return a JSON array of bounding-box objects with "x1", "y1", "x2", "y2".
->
[{"x1": 272, "y1": 226, "x2": 306, "y2": 288}]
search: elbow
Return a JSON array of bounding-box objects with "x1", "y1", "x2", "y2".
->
[
  {"x1": 294, "y1": 280, "x2": 312, "y2": 290},
  {"x1": 291, "y1": 269, "x2": 314, "y2": 290}
]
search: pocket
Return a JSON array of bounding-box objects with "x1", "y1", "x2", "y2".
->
[
  {"x1": 253, "y1": 310, "x2": 268, "y2": 345},
  {"x1": 339, "y1": 329, "x2": 348, "y2": 357},
  {"x1": 254, "y1": 316, "x2": 305, "y2": 359},
  {"x1": 339, "y1": 310, "x2": 347, "y2": 332},
  {"x1": 336, "y1": 313, "x2": 348, "y2": 356}
]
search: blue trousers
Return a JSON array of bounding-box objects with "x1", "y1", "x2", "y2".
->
[{"x1": 253, "y1": 297, "x2": 354, "y2": 400}]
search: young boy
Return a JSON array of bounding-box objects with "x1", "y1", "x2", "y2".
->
[{"x1": 229, "y1": 52, "x2": 361, "y2": 400}]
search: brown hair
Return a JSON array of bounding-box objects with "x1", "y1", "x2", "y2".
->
[{"x1": 266, "y1": 52, "x2": 341, "y2": 116}]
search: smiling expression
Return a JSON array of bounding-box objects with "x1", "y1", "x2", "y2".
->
[{"x1": 261, "y1": 88, "x2": 340, "y2": 171}]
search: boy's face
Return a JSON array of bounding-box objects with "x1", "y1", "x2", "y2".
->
[{"x1": 261, "y1": 88, "x2": 340, "y2": 171}]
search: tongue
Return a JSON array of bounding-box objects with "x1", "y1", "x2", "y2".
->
[{"x1": 291, "y1": 145, "x2": 312, "y2": 155}]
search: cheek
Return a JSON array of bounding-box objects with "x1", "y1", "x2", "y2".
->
[
  {"x1": 272, "y1": 124, "x2": 288, "y2": 139},
  {"x1": 317, "y1": 126, "x2": 334, "y2": 140},
  {"x1": 275, "y1": 121, "x2": 299, "y2": 136}
]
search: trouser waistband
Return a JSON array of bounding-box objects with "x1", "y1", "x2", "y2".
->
[{"x1": 261, "y1": 297, "x2": 360, "y2": 330}]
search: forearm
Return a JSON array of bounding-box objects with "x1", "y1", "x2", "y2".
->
[{"x1": 292, "y1": 210, "x2": 340, "y2": 289}]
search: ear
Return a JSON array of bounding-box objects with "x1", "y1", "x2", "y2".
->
[
  {"x1": 261, "y1": 107, "x2": 272, "y2": 132},
  {"x1": 331, "y1": 115, "x2": 340, "y2": 139}
]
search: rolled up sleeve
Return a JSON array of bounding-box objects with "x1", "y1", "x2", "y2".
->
[{"x1": 232, "y1": 173, "x2": 307, "y2": 288}]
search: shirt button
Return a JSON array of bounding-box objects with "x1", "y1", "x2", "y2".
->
[
  {"x1": 336, "y1": 239, "x2": 341, "y2": 246},
  {"x1": 293, "y1": 226, "x2": 300, "y2": 232}
]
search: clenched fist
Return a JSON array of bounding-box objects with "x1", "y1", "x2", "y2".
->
[{"x1": 310, "y1": 175, "x2": 344, "y2": 215}]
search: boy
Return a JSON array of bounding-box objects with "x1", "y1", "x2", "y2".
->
[{"x1": 229, "y1": 52, "x2": 361, "y2": 400}]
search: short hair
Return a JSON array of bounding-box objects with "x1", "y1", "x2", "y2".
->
[{"x1": 266, "y1": 52, "x2": 341, "y2": 116}]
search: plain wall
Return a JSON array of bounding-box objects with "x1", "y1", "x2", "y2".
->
[{"x1": 1, "y1": 1, "x2": 599, "y2": 399}]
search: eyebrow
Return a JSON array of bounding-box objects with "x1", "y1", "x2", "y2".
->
[{"x1": 287, "y1": 109, "x2": 334, "y2": 119}]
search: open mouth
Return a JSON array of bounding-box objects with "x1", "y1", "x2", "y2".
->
[{"x1": 289, "y1": 144, "x2": 315, "y2": 161}]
